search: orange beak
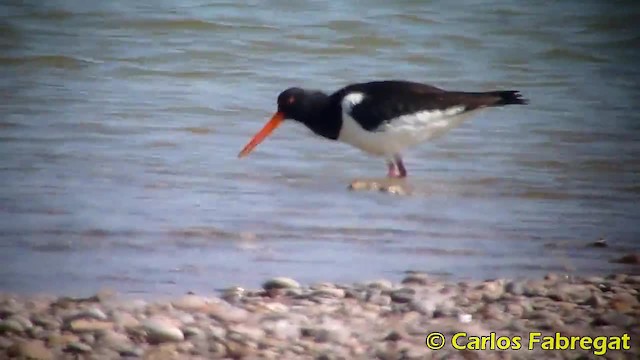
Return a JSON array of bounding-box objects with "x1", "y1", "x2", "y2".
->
[{"x1": 238, "y1": 111, "x2": 285, "y2": 158}]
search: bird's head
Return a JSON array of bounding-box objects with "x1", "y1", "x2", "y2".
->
[{"x1": 238, "y1": 87, "x2": 310, "y2": 158}]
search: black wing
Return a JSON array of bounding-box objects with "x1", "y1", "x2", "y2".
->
[{"x1": 331, "y1": 80, "x2": 524, "y2": 131}]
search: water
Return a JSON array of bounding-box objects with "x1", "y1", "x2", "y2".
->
[{"x1": 1, "y1": 0, "x2": 639, "y2": 296}]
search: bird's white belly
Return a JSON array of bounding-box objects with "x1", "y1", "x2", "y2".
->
[{"x1": 337, "y1": 107, "x2": 478, "y2": 157}]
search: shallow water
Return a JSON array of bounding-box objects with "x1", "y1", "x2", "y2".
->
[{"x1": 1, "y1": 0, "x2": 639, "y2": 296}]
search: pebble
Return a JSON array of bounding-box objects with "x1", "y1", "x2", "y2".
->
[
  {"x1": 172, "y1": 295, "x2": 209, "y2": 311},
  {"x1": 589, "y1": 238, "x2": 608, "y2": 248},
  {"x1": 0, "y1": 318, "x2": 26, "y2": 333},
  {"x1": 410, "y1": 299, "x2": 436, "y2": 316},
  {"x1": 143, "y1": 317, "x2": 185, "y2": 343},
  {"x1": 480, "y1": 280, "x2": 505, "y2": 301},
  {"x1": 458, "y1": 313, "x2": 473, "y2": 323},
  {"x1": 206, "y1": 302, "x2": 249, "y2": 323},
  {"x1": 7, "y1": 340, "x2": 53, "y2": 360},
  {"x1": 31, "y1": 316, "x2": 60, "y2": 330},
  {"x1": 401, "y1": 272, "x2": 431, "y2": 286},
  {"x1": 505, "y1": 281, "x2": 525, "y2": 296},
  {"x1": 65, "y1": 341, "x2": 92, "y2": 353},
  {"x1": 366, "y1": 279, "x2": 393, "y2": 290},
  {"x1": 0, "y1": 337, "x2": 14, "y2": 349},
  {"x1": 584, "y1": 294, "x2": 606, "y2": 308},
  {"x1": 523, "y1": 280, "x2": 548, "y2": 297},
  {"x1": 97, "y1": 329, "x2": 135, "y2": 353},
  {"x1": 612, "y1": 253, "x2": 640, "y2": 265},
  {"x1": 0, "y1": 272, "x2": 638, "y2": 360},
  {"x1": 311, "y1": 287, "x2": 346, "y2": 299},
  {"x1": 262, "y1": 277, "x2": 300, "y2": 290},
  {"x1": 182, "y1": 326, "x2": 205, "y2": 339},
  {"x1": 228, "y1": 323, "x2": 265, "y2": 343},
  {"x1": 63, "y1": 307, "x2": 108, "y2": 322},
  {"x1": 47, "y1": 333, "x2": 80, "y2": 347},
  {"x1": 68, "y1": 318, "x2": 114, "y2": 333},
  {"x1": 112, "y1": 311, "x2": 140, "y2": 329},
  {"x1": 389, "y1": 288, "x2": 416, "y2": 303},
  {"x1": 368, "y1": 293, "x2": 392, "y2": 307},
  {"x1": 593, "y1": 312, "x2": 636, "y2": 327}
]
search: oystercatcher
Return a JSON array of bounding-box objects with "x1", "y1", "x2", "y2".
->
[{"x1": 238, "y1": 80, "x2": 528, "y2": 178}]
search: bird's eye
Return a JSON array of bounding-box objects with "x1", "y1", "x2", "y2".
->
[{"x1": 287, "y1": 96, "x2": 295, "y2": 104}]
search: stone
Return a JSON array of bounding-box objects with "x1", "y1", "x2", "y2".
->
[
  {"x1": 225, "y1": 340, "x2": 254, "y2": 359},
  {"x1": 584, "y1": 294, "x2": 606, "y2": 308},
  {"x1": 31, "y1": 316, "x2": 60, "y2": 330},
  {"x1": 262, "y1": 277, "x2": 300, "y2": 290},
  {"x1": 505, "y1": 281, "x2": 525, "y2": 296},
  {"x1": 589, "y1": 239, "x2": 608, "y2": 248},
  {"x1": 222, "y1": 286, "x2": 246, "y2": 303},
  {"x1": 592, "y1": 312, "x2": 635, "y2": 327},
  {"x1": 311, "y1": 288, "x2": 346, "y2": 299},
  {"x1": 0, "y1": 337, "x2": 14, "y2": 349},
  {"x1": 112, "y1": 311, "x2": 140, "y2": 329},
  {"x1": 384, "y1": 330, "x2": 402, "y2": 341},
  {"x1": 172, "y1": 295, "x2": 209, "y2": 311},
  {"x1": 208, "y1": 325, "x2": 226, "y2": 340},
  {"x1": 0, "y1": 318, "x2": 25, "y2": 333},
  {"x1": 262, "y1": 302, "x2": 289, "y2": 313},
  {"x1": 410, "y1": 298, "x2": 437, "y2": 317},
  {"x1": 182, "y1": 326, "x2": 205, "y2": 339},
  {"x1": 7, "y1": 340, "x2": 53, "y2": 360},
  {"x1": 480, "y1": 280, "x2": 505, "y2": 301},
  {"x1": 143, "y1": 317, "x2": 185, "y2": 343},
  {"x1": 554, "y1": 284, "x2": 592, "y2": 303},
  {"x1": 505, "y1": 303, "x2": 524, "y2": 317},
  {"x1": 143, "y1": 343, "x2": 180, "y2": 360},
  {"x1": 390, "y1": 288, "x2": 416, "y2": 303},
  {"x1": 612, "y1": 253, "x2": 640, "y2": 265},
  {"x1": 609, "y1": 294, "x2": 638, "y2": 313},
  {"x1": 228, "y1": 323, "x2": 265, "y2": 343},
  {"x1": 68, "y1": 319, "x2": 114, "y2": 333},
  {"x1": 63, "y1": 307, "x2": 108, "y2": 323},
  {"x1": 368, "y1": 293, "x2": 392, "y2": 307},
  {"x1": 367, "y1": 280, "x2": 393, "y2": 290},
  {"x1": 206, "y1": 302, "x2": 248, "y2": 323},
  {"x1": 401, "y1": 272, "x2": 430, "y2": 286},
  {"x1": 262, "y1": 318, "x2": 300, "y2": 340},
  {"x1": 8, "y1": 314, "x2": 33, "y2": 330},
  {"x1": 523, "y1": 280, "x2": 548, "y2": 297},
  {"x1": 98, "y1": 329, "x2": 135, "y2": 354},
  {"x1": 458, "y1": 313, "x2": 473, "y2": 323},
  {"x1": 65, "y1": 341, "x2": 92, "y2": 353},
  {"x1": 47, "y1": 333, "x2": 80, "y2": 347}
]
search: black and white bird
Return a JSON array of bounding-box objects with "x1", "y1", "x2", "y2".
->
[{"x1": 238, "y1": 80, "x2": 528, "y2": 178}]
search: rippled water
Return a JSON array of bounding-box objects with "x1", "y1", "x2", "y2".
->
[{"x1": 1, "y1": 0, "x2": 639, "y2": 296}]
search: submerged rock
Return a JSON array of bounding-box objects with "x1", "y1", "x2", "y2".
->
[{"x1": 348, "y1": 178, "x2": 412, "y2": 195}]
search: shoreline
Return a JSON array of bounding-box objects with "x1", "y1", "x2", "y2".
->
[{"x1": 1, "y1": 272, "x2": 638, "y2": 359}]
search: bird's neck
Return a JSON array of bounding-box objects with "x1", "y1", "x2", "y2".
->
[{"x1": 298, "y1": 93, "x2": 341, "y2": 141}]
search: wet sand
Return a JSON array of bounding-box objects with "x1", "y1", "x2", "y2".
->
[{"x1": 1, "y1": 272, "x2": 638, "y2": 359}]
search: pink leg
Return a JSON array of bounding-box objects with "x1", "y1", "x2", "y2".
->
[
  {"x1": 386, "y1": 155, "x2": 407, "y2": 178},
  {"x1": 387, "y1": 161, "x2": 400, "y2": 178},
  {"x1": 394, "y1": 155, "x2": 407, "y2": 178}
]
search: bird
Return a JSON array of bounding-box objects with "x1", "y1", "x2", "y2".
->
[{"x1": 238, "y1": 80, "x2": 528, "y2": 178}]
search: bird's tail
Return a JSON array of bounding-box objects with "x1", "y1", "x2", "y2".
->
[{"x1": 485, "y1": 90, "x2": 529, "y2": 106}]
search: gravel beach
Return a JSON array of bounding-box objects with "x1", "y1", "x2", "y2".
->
[{"x1": 1, "y1": 272, "x2": 638, "y2": 359}]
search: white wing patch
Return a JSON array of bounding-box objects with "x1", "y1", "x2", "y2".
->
[
  {"x1": 338, "y1": 105, "x2": 475, "y2": 157},
  {"x1": 341, "y1": 92, "x2": 365, "y2": 110}
]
